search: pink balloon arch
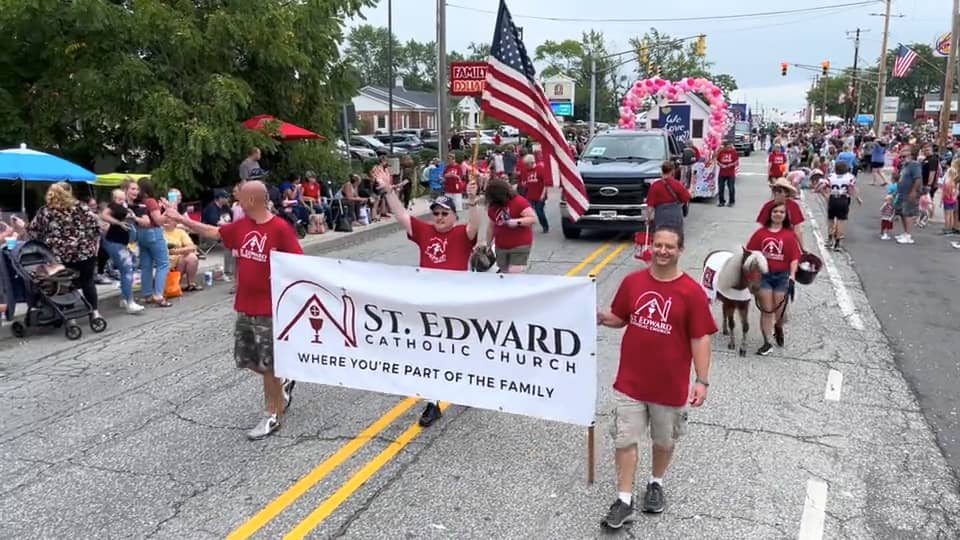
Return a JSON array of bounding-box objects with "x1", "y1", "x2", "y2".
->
[{"x1": 618, "y1": 76, "x2": 730, "y2": 151}]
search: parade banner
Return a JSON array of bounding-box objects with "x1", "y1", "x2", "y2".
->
[
  {"x1": 270, "y1": 252, "x2": 598, "y2": 426},
  {"x1": 691, "y1": 161, "x2": 718, "y2": 198},
  {"x1": 660, "y1": 104, "x2": 692, "y2": 144}
]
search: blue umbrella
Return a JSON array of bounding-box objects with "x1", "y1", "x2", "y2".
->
[{"x1": 0, "y1": 143, "x2": 96, "y2": 213}]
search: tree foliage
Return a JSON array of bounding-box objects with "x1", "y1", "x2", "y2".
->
[
  {"x1": 0, "y1": 0, "x2": 372, "y2": 195},
  {"x1": 859, "y1": 43, "x2": 949, "y2": 113},
  {"x1": 628, "y1": 28, "x2": 738, "y2": 98}
]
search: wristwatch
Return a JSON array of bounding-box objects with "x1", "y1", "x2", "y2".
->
[{"x1": 695, "y1": 377, "x2": 709, "y2": 387}]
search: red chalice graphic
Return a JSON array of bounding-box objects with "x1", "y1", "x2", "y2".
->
[{"x1": 308, "y1": 304, "x2": 324, "y2": 343}]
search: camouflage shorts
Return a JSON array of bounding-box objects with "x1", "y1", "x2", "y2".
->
[{"x1": 234, "y1": 314, "x2": 274, "y2": 373}]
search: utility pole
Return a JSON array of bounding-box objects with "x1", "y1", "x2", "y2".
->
[
  {"x1": 589, "y1": 56, "x2": 596, "y2": 139},
  {"x1": 387, "y1": 0, "x2": 394, "y2": 154},
  {"x1": 436, "y1": 0, "x2": 448, "y2": 159},
  {"x1": 846, "y1": 28, "x2": 868, "y2": 122},
  {"x1": 821, "y1": 74, "x2": 827, "y2": 125},
  {"x1": 939, "y1": 0, "x2": 959, "y2": 147},
  {"x1": 873, "y1": 0, "x2": 892, "y2": 135}
]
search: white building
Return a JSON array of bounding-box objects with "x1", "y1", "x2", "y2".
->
[{"x1": 644, "y1": 93, "x2": 713, "y2": 147}]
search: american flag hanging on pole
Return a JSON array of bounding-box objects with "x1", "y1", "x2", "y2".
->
[
  {"x1": 892, "y1": 44, "x2": 919, "y2": 78},
  {"x1": 480, "y1": 0, "x2": 590, "y2": 221}
]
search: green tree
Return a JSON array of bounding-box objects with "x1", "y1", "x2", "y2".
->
[
  {"x1": 344, "y1": 24, "x2": 403, "y2": 88},
  {"x1": 0, "y1": 0, "x2": 373, "y2": 195},
  {"x1": 860, "y1": 43, "x2": 949, "y2": 113},
  {"x1": 806, "y1": 72, "x2": 853, "y2": 117},
  {"x1": 627, "y1": 29, "x2": 737, "y2": 97}
]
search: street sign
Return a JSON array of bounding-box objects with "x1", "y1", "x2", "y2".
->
[
  {"x1": 550, "y1": 101, "x2": 573, "y2": 116},
  {"x1": 450, "y1": 62, "x2": 488, "y2": 96}
]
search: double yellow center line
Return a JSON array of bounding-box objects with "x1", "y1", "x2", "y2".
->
[{"x1": 228, "y1": 237, "x2": 631, "y2": 539}]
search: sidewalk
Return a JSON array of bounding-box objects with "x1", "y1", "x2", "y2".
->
[{"x1": 92, "y1": 197, "x2": 433, "y2": 302}]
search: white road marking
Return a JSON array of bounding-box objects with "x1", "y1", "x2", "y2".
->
[
  {"x1": 824, "y1": 369, "x2": 843, "y2": 401},
  {"x1": 798, "y1": 192, "x2": 865, "y2": 330},
  {"x1": 798, "y1": 479, "x2": 829, "y2": 540}
]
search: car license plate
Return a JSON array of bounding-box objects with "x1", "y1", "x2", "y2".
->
[{"x1": 599, "y1": 210, "x2": 617, "y2": 219}]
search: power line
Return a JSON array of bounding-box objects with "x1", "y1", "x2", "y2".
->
[{"x1": 445, "y1": 1, "x2": 880, "y2": 23}]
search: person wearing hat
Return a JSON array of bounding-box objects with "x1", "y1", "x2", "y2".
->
[
  {"x1": 756, "y1": 178, "x2": 806, "y2": 249},
  {"x1": 373, "y1": 171, "x2": 483, "y2": 428},
  {"x1": 201, "y1": 189, "x2": 232, "y2": 227},
  {"x1": 747, "y1": 200, "x2": 802, "y2": 356}
]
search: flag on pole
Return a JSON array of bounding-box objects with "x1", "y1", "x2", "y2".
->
[
  {"x1": 480, "y1": 0, "x2": 589, "y2": 221},
  {"x1": 892, "y1": 44, "x2": 919, "y2": 78}
]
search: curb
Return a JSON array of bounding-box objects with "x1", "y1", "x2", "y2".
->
[{"x1": 96, "y1": 208, "x2": 433, "y2": 302}]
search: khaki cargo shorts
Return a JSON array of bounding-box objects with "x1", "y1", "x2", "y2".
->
[
  {"x1": 495, "y1": 245, "x2": 531, "y2": 270},
  {"x1": 610, "y1": 390, "x2": 688, "y2": 449},
  {"x1": 234, "y1": 314, "x2": 275, "y2": 374}
]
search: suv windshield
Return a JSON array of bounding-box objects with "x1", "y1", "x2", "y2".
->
[{"x1": 582, "y1": 135, "x2": 667, "y2": 162}]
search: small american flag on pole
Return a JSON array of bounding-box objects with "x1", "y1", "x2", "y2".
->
[
  {"x1": 892, "y1": 44, "x2": 919, "y2": 78},
  {"x1": 480, "y1": 0, "x2": 589, "y2": 221}
]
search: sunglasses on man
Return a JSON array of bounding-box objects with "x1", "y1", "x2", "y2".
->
[{"x1": 433, "y1": 210, "x2": 452, "y2": 217}]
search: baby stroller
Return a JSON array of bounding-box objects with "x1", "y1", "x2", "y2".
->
[{"x1": 8, "y1": 240, "x2": 107, "y2": 340}]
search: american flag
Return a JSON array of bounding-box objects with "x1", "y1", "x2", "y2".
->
[
  {"x1": 480, "y1": 0, "x2": 589, "y2": 221},
  {"x1": 892, "y1": 44, "x2": 919, "y2": 78}
]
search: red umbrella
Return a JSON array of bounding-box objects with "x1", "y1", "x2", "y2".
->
[{"x1": 242, "y1": 115, "x2": 324, "y2": 141}]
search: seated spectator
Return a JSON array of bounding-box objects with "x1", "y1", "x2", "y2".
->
[
  {"x1": 202, "y1": 190, "x2": 232, "y2": 226},
  {"x1": 301, "y1": 171, "x2": 331, "y2": 218},
  {"x1": 335, "y1": 174, "x2": 368, "y2": 225},
  {"x1": 163, "y1": 219, "x2": 203, "y2": 291}
]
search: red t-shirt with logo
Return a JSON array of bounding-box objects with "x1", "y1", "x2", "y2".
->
[
  {"x1": 488, "y1": 196, "x2": 533, "y2": 249},
  {"x1": 768, "y1": 152, "x2": 787, "y2": 177},
  {"x1": 755, "y1": 198, "x2": 805, "y2": 226},
  {"x1": 220, "y1": 215, "x2": 303, "y2": 316},
  {"x1": 443, "y1": 170, "x2": 464, "y2": 194},
  {"x1": 523, "y1": 165, "x2": 546, "y2": 202},
  {"x1": 408, "y1": 218, "x2": 475, "y2": 270},
  {"x1": 716, "y1": 148, "x2": 739, "y2": 177},
  {"x1": 610, "y1": 269, "x2": 718, "y2": 407},
  {"x1": 746, "y1": 227, "x2": 801, "y2": 273}
]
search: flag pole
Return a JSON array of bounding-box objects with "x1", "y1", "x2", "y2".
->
[
  {"x1": 472, "y1": 111, "x2": 484, "y2": 177},
  {"x1": 587, "y1": 421, "x2": 595, "y2": 485}
]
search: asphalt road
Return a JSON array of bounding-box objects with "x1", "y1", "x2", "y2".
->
[
  {"x1": 834, "y1": 170, "x2": 960, "y2": 484},
  {"x1": 2, "y1": 154, "x2": 959, "y2": 539}
]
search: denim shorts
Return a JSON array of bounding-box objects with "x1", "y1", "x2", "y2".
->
[{"x1": 761, "y1": 271, "x2": 791, "y2": 293}]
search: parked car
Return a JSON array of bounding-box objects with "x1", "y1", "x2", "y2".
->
[
  {"x1": 350, "y1": 135, "x2": 407, "y2": 156},
  {"x1": 335, "y1": 139, "x2": 377, "y2": 161},
  {"x1": 374, "y1": 134, "x2": 423, "y2": 152},
  {"x1": 559, "y1": 128, "x2": 686, "y2": 239}
]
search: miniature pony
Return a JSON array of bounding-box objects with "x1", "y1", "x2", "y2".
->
[{"x1": 701, "y1": 248, "x2": 768, "y2": 356}]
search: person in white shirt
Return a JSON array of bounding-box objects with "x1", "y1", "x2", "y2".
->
[{"x1": 815, "y1": 161, "x2": 862, "y2": 250}]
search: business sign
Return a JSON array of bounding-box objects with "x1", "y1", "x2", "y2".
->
[
  {"x1": 882, "y1": 96, "x2": 900, "y2": 122},
  {"x1": 271, "y1": 252, "x2": 598, "y2": 426},
  {"x1": 660, "y1": 104, "x2": 691, "y2": 144},
  {"x1": 935, "y1": 32, "x2": 951, "y2": 57},
  {"x1": 543, "y1": 79, "x2": 575, "y2": 101},
  {"x1": 551, "y1": 101, "x2": 573, "y2": 116},
  {"x1": 450, "y1": 62, "x2": 488, "y2": 96}
]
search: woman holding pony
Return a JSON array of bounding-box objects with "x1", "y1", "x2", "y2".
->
[{"x1": 747, "y1": 201, "x2": 802, "y2": 356}]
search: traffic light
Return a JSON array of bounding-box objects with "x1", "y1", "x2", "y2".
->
[
  {"x1": 639, "y1": 43, "x2": 649, "y2": 64},
  {"x1": 656, "y1": 65, "x2": 663, "y2": 77},
  {"x1": 781, "y1": 62, "x2": 788, "y2": 76},
  {"x1": 646, "y1": 61, "x2": 654, "y2": 75},
  {"x1": 821, "y1": 61, "x2": 830, "y2": 76},
  {"x1": 695, "y1": 35, "x2": 706, "y2": 56}
]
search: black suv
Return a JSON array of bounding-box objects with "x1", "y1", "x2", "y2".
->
[{"x1": 560, "y1": 128, "x2": 684, "y2": 239}]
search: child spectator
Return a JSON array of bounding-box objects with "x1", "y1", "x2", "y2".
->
[{"x1": 879, "y1": 194, "x2": 895, "y2": 240}]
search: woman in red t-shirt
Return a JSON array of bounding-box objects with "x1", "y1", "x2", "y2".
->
[
  {"x1": 746, "y1": 201, "x2": 801, "y2": 356},
  {"x1": 485, "y1": 178, "x2": 536, "y2": 273},
  {"x1": 768, "y1": 145, "x2": 788, "y2": 182}
]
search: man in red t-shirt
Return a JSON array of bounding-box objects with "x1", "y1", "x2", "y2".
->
[
  {"x1": 164, "y1": 181, "x2": 303, "y2": 441},
  {"x1": 597, "y1": 226, "x2": 717, "y2": 526},
  {"x1": 715, "y1": 141, "x2": 739, "y2": 207},
  {"x1": 376, "y1": 174, "x2": 482, "y2": 427},
  {"x1": 521, "y1": 155, "x2": 550, "y2": 233}
]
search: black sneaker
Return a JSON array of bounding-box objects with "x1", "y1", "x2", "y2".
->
[
  {"x1": 419, "y1": 402, "x2": 442, "y2": 427},
  {"x1": 642, "y1": 482, "x2": 665, "y2": 513},
  {"x1": 282, "y1": 379, "x2": 296, "y2": 412},
  {"x1": 718, "y1": 202, "x2": 726, "y2": 207},
  {"x1": 601, "y1": 499, "x2": 636, "y2": 529},
  {"x1": 757, "y1": 342, "x2": 773, "y2": 356},
  {"x1": 728, "y1": 202, "x2": 735, "y2": 207},
  {"x1": 774, "y1": 325, "x2": 784, "y2": 347}
]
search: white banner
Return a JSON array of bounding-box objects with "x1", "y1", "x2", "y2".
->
[{"x1": 270, "y1": 252, "x2": 598, "y2": 426}]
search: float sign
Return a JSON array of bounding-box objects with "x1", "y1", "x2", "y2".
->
[
  {"x1": 451, "y1": 62, "x2": 488, "y2": 96},
  {"x1": 660, "y1": 104, "x2": 691, "y2": 144}
]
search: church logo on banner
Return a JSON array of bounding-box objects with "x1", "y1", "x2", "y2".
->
[{"x1": 270, "y1": 252, "x2": 598, "y2": 426}]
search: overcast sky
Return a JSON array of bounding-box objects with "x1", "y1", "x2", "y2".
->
[{"x1": 347, "y1": 0, "x2": 948, "y2": 121}]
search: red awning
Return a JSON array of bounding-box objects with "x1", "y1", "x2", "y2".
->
[{"x1": 242, "y1": 115, "x2": 324, "y2": 141}]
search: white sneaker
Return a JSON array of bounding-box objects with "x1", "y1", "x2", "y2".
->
[
  {"x1": 246, "y1": 414, "x2": 280, "y2": 440},
  {"x1": 951, "y1": 241, "x2": 960, "y2": 249},
  {"x1": 880, "y1": 233, "x2": 891, "y2": 240},
  {"x1": 119, "y1": 298, "x2": 127, "y2": 309},
  {"x1": 896, "y1": 235, "x2": 915, "y2": 244},
  {"x1": 125, "y1": 300, "x2": 145, "y2": 314}
]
